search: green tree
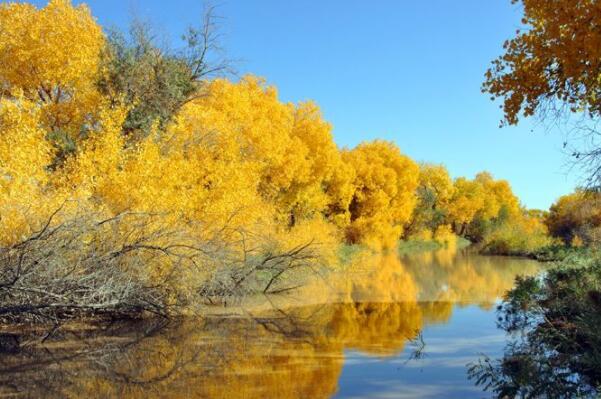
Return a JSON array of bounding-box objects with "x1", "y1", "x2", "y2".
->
[{"x1": 98, "y1": 6, "x2": 232, "y2": 139}]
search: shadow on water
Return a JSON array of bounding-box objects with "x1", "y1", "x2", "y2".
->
[{"x1": 0, "y1": 246, "x2": 543, "y2": 398}]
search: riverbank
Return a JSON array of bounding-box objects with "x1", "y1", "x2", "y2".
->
[
  {"x1": 0, "y1": 237, "x2": 534, "y2": 329},
  {"x1": 469, "y1": 250, "x2": 601, "y2": 397},
  {"x1": 480, "y1": 242, "x2": 594, "y2": 263},
  {"x1": 397, "y1": 237, "x2": 471, "y2": 255},
  {"x1": 0, "y1": 229, "x2": 579, "y2": 330}
]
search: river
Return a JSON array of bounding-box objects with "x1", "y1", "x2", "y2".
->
[{"x1": 0, "y1": 246, "x2": 541, "y2": 398}]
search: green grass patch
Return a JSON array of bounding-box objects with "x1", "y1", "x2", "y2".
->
[
  {"x1": 456, "y1": 236, "x2": 472, "y2": 248},
  {"x1": 338, "y1": 243, "x2": 368, "y2": 264},
  {"x1": 397, "y1": 239, "x2": 443, "y2": 255},
  {"x1": 398, "y1": 237, "x2": 470, "y2": 255}
]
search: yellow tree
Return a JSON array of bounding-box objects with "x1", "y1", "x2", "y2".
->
[
  {"x1": 0, "y1": 97, "x2": 54, "y2": 245},
  {"x1": 447, "y1": 177, "x2": 485, "y2": 235},
  {"x1": 0, "y1": 0, "x2": 105, "y2": 147},
  {"x1": 484, "y1": 0, "x2": 601, "y2": 126},
  {"x1": 284, "y1": 101, "x2": 352, "y2": 226},
  {"x1": 446, "y1": 172, "x2": 521, "y2": 239},
  {"x1": 484, "y1": 0, "x2": 601, "y2": 184},
  {"x1": 489, "y1": 179, "x2": 520, "y2": 219},
  {"x1": 60, "y1": 76, "x2": 348, "y2": 254},
  {"x1": 343, "y1": 141, "x2": 419, "y2": 250},
  {"x1": 419, "y1": 164, "x2": 455, "y2": 204},
  {"x1": 546, "y1": 190, "x2": 601, "y2": 245},
  {"x1": 167, "y1": 77, "x2": 354, "y2": 230},
  {"x1": 474, "y1": 172, "x2": 520, "y2": 221},
  {"x1": 407, "y1": 163, "x2": 455, "y2": 238}
]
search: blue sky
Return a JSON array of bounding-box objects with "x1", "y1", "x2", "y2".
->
[{"x1": 29, "y1": 0, "x2": 579, "y2": 209}]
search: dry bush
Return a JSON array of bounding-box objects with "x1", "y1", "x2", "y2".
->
[
  {"x1": 0, "y1": 208, "x2": 323, "y2": 323},
  {"x1": 198, "y1": 238, "x2": 325, "y2": 304}
]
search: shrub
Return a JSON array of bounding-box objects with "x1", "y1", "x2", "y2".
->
[
  {"x1": 482, "y1": 215, "x2": 554, "y2": 256},
  {"x1": 0, "y1": 209, "x2": 322, "y2": 323},
  {"x1": 469, "y1": 257, "x2": 601, "y2": 398},
  {"x1": 546, "y1": 190, "x2": 601, "y2": 246}
]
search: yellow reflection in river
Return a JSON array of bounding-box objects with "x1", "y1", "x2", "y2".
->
[{"x1": 0, "y1": 246, "x2": 541, "y2": 398}]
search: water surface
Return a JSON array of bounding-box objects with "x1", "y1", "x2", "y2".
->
[{"x1": 0, "y1": 247, "x2": 541, "y2": 398}]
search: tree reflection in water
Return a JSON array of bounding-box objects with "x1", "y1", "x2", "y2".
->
[
  {"x1": 468, "y1": 266, "x2": 601, "y2": 398},
  {"x1": 0, "y1": 246, "x2": 541, "y2": 398}
]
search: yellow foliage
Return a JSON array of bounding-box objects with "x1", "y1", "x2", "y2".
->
[
  {"x1": 546, "y1": 190, "x2": 601, "y2": 245},
  {"x1": 58, "y1": 104, "x2": 128, "y2": 204},
  {"x1": 474, "y1": 172, "x2": 520, "y2": 220},
  {"x1": 408, "y1": 229, "x2": 433, "y2": 241},
  {"x1": 433, "y1": 224, "x2": 457, "y2": 247},
  {"x1": 0, "y1": 97, "x2": 54, "y2": 244},
  {"x1": 419, "y1": 163, "x2": 455, "y2": 206},
  {"x1": 168, "y1": 77, "x2": 353, "y2": 230},
  {"x1": 484, "y1": 0, "x2": 601, "y2": 125},
  {"x1": 483, "y1": 211, "x2": 553, "y2": 255},
  {"x1": 447, "y1": 177, "x2": 484, "y2": 227},
  {"x1": 343, "y1": 141, "x2": 419, "y2": 250},
  {"x1": 0, "y1": 0, "x2": 551, "y2": 317},
  {"x1": 285, "y1": 102, "x2": 346, "y2": 221},
  {"x1": 448, "y1": 172, "x2": 521, "y2": 235},
  {"x1": 571, "y1": 235, "x2": 584, "y2": 248},
  {"x1": 406, "y1": 163, "x2": 457, "y2": 239},
  {"x1": 0, "y1": 0, "x2": 105, "y2": 137}
]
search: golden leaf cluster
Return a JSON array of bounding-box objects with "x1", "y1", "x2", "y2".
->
[{"x1": 0, "y1": 0, "x2": 537, "y2": 260}]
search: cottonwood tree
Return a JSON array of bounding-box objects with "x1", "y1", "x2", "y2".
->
[
  {"x1": 484, "y1": 0, "x2": 601, "y2": 185},
  {"x1": 342, "y1": 141, "x2": 419, "y2": 250},
  {"x1": 0, "y1": 0, "x2": 104, "y2": 162}
]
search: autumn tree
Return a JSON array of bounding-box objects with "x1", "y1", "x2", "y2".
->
[
  {"x1": 0, "y1": 0, "x2": 105, "y2": 160},
  {"x1": 444, "y1": 171, "x2": 522, "y2": 241},
  {"x1": 482, "y1": 209, "x2": 552, "y2": 255},
  {"x1": 447, "y1": 177, "x2": 485, "y2": 235},
  {"x1": 343, "y1": 141, "x2": 419, "y2": 250},
  {"x1": 285, "y1": 101, "x2": 354, "y2": 227},
  {"x1": 546, "y1": 190, "x2": 601, "y2": 246},
  {"x1": 166, "y1": 77, "x2": 353, "y2": 232},
  {"x1": 406, "y1": 163, "x2": 455, "y2": 238},
  {"x1": 467, "y1": 172, "x2": 521, "y2": 241},
  {"x1": 484, "y1": 0, "x2": 601, "y2": 184}
]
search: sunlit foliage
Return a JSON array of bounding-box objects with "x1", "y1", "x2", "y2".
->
[
  {"x1": 164, "y1": 77, "x2": 354, "y2": 231},
  {"x1": 407, "y1": 163, "x2": 455, "y2": 239},
  {"x1": 484, "y1": 0, "x2": 601, "y2": 185},
  {"x1": 0, "y1": 0, "x2": 104, "y2": 155},
  {"x1": 447, "y1": 177, "x2": 485, "y2": 234},
  {"x1": 446, "y1": 172, "x2": 522, "y2": 241},
  {"x1": 546, "y1": 190, "x2": 601, "y2": 246},
  {"x1": 474, "y1": 172, "x2": 520, "y2": 220},
  {"x1": 483, "y1": 0, "x2": 601, "y2": 126},
  {"x1": 0, "y1": 0, "x2": 552, "y2": 319},
  {"x1": 0, "y1": 97, "x2": 54, "y2": 245},
  {"x1": 482, "y1": 211, "x2": 553, "y2": 256},
  {"x1": 343, "y1": 141, "x2": 419, "y2": 250}
]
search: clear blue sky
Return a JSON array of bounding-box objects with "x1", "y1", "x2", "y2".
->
[{"x1": 28, "y1": 0, "x2": 579, "y2": 209}]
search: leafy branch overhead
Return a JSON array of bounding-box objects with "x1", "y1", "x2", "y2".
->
[{"x1": 483, "y1": 0, "x2": 601, "y2": 185}]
